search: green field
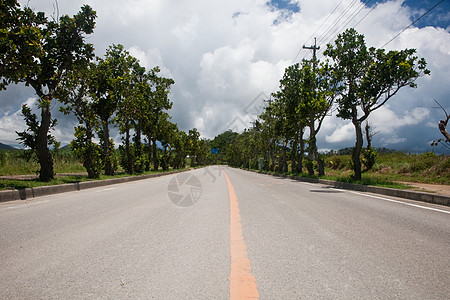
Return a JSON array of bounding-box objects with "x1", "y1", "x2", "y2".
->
[
  {"x1": 0, "y1": 149, "x2": 85, "y2": 176},
  {"x1": 0, "y1": 149, "x2": 170, "y2": 190},
  {"x1": 323, "y1": 152, "x2": 449, "y2": 185},
  {"x1": 250, "y1": 151, "x2": 449, "y2": 189}
]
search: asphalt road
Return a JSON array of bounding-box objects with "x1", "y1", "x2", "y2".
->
[{"x1": 1, "y1": 166, "x2": 449, "y2": 299}]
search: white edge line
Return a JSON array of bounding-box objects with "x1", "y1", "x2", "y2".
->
[
  {"x1": 300, "y1": 182, "x2": 318, "y2": 186},
  {"x1": 269, "y1": 175, "x2": 448, "y2": 215},
  {"x1": 5, "y1": 199, "x2": 50, "y2": 210},
  {"x1": 96, "y1": 187, "x2": 117, "y2": 192},
  {"x1": 347, "y1": 190, "x2": 450, "y2": 215}
]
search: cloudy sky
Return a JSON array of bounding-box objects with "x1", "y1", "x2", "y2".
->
[{"x1": 1, "y1": 0, "x2": 449, "y2": 153}]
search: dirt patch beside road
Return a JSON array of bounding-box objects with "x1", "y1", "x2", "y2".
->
[{"x1": 399, "y1": 182, "x2": 450, "y2": 197}]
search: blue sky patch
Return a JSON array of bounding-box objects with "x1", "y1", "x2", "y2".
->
[
  {"x1": 266, "y1": 0, "x2": 300, "y2": 13},
  {"x1": 366, "y1": 0, "x2": 449, "y2": 30},
  {"x1": 267, "y1": 0, "x2": 449, "y2": 30},
  {"x1": 399, "y1": 0, "x2": 450, "y2": 30}
]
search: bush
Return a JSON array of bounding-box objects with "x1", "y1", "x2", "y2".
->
[
  {"x1": 410, "y1": 152, "x2": 438, "y2": 173},
  {"x1": 362, "y1": 147, "x2": 377, "y2": 171},
  {"x1": 326, "y1": 155, "x2": 351, "y2": 170}
]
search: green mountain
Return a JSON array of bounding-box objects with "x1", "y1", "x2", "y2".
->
[{"x1": 0, "y1": 142, "x2": 17, "y2": 150}]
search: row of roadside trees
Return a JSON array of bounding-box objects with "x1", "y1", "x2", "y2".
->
[
  {"x1": 0, "y1": 1, "x2": 207, "y2": 180},
  {"x1": 224, "y1": 28, "x2": 429, "y2": 180}
]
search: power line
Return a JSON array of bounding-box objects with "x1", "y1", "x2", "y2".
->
[
  {"x1": 353, "y1": 0, "x2": 383, "y2": 28},
  {"x1": 307, "y1": 0, "x2": 368, "y2": 61},
  {"x1": 296, "y1": 0, "x2": 359, "y2": 63},
  {"x1": 318, "y1": 0, "x2": 372, "y2": 57},
  {"x1": 317, "y1": 0, "x2": 371, "y2": 47},
  {"x1": 381, "y1": 0, "x2": 446, "y2": 48},
  {"x1": 292, "y1": 0, "x2": 345, "y2": 63},
  {"x1": 301, "y1": 0, "x2": 345, "y2": 50},
  {"x1": 315, "y1": 0, "x2": 360, "y2": 46},
  {"x1": 313, "y1": 0, "x2": 372, "y2": 61}
]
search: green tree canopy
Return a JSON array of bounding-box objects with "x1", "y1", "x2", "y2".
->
[
  {"x1": 1, "y1": 2, "x2": 96, "y2": 181},
  {"x1": 324, "y1": 28, "x2": 429, "y2": 180}
]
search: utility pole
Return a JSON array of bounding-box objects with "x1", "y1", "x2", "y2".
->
[
  {"x1": 302, "y1": 38, "x2": 321, "y2": 174},
  {"x1": 303, "y1": 37, "x2": 320, "y2": 70}
]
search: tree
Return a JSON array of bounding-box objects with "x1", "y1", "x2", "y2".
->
[
  {"x1": 270, "y1": 91, "x2": 293, "y2": 173},
  {"x1": 1, "y1": 0, "x2": 43, "y2": 90},
  {"x1": 210, "y1": 130, "x2": 239, "y2": 163},
  {"x1": 58, "y1": 64, "x2": 102, "y2": 178},
  {"x1": 141, "y1": 70, "x2": 174, "y2": 170},
  {"x1": 129, "y1": 66, "x2": 155, "y2": 173},
  {"x1": 91, "y1": 44, "x2": 134, "y2": 175},
  {"x1": 277, "y1": 60, "x2": 335, "y2": 176},
  {"x1": 171, "y1": 129, "x2": 189, "y2": 169},
  {"x1": 436, "y1": 100, "x2": 450, "y2": 142},
  {"x1": 196, "y1": 138, "x2": 212, "y2": 166},
  {"x1": 155, "y1": 113, "x2": 177, "y2": 171},
  {"x1": 1, "y1": 3, "x2": 96, "y2": 181},
  {"x1": 115, "y1": 57, "x2": 144, "y2": 174},
  {"x1": 324, "y1": 28, "x2": 429, "y2": 180},
  {"x1": 362, "y1": 121, "x2": 378, "y2": 171},
  {"x1": 257, "y1": 102, "x2": 280, "y2": 171},
  {"x1": 16, "y1": 103, "x2": 59, "y2": 163},
  {"x1": 187, "y1": 128, "x2": 201, "y2": 167},
  {"x1": 275, "y1": 64, "x2": 307, "y2": 174},
  {"x1": 431, "y1": 100, "x2": 450, "y2": 151}
]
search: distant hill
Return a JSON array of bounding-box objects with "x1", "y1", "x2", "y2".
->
[
  {"x1": 325, "y1": 147, "x2": 399, "y2": 155},
  {"x1": 0, "y1": 142, "x2": 18, "y2": 150}
]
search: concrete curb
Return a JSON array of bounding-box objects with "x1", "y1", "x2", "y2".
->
[
  {"x1": 246, "y1": 169, "x2": 450, "y2": 207},
  {"x1": 0, "y1": 169, "x2": 189, "y2": 203}
]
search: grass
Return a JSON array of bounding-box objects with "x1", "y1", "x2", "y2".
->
[
  {"x1": 324, "y1": 152, "x2": 449, "y2": 185},
  {"x1": 0, "y1": 149, "x2": 85, "y2": 175},
  {"x1": 321, "y1": 174, "x2": 412, "y2": 189},
  {"x1": 251, "y1": 151, "x2": 449, "y2": 189},
  {"x1": 0, "y1": 169, "x2": 179, "y2": 190},
  {"x1": 264, "y1": 171, "x2": 413, "y2": 190},
  {"x1": 0, "y1": 149, "x2": 186, "y2": 191}
]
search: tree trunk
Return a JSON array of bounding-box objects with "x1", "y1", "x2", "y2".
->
[
  {"x1": 365, "y1": 121, "x2": 372, "y2": 149},
  {"x1": 308, "y1": 120, "x2": 325, "y2": 177},
  {"x1": 277, "y1": 143, "x2": 284, "y2": 173},
  {"x1": 161, "y1": 146, "x2": 170, "y2": 171},
  {"x1": 307, "y1": 121, "x2": 319, "y2": 176},
  {"x1": 134, "y1": 124, "x2": 143, "y2": 172},
  {"x1": 84, "y1": 122, "x2": 99, "y2": 179},
  {"x1": 317, "y1": 157, "x2": 325, "y2": 176},
  {"x1": 291, "y1": 138, "x2": 298, "y2": 173},
  {"x1": 145, "y1": 137, "x2": 152, "y2": 172},
  {"x1": 164, "y1": 146, "x2": 169, "y2": 170},
  {"x1": 276, "y1": 139, "x2": 288, "y2": 173},
  {"x1": 352, "y1": 119, "x2": 363, "y2": 180},
  {"x1": 297, "y1": 128, "x2": 304, "y2": 174},
  {"x1": 125, "y1": 122, "x2": 133, "y2": 174},
  {"x1": 152, "y1": 138, "x2": 159, "y2": 170},
  {"x1": 438, "y1": 116, "x2": 450, "y2": 142},
  {"x1": 37, "y1": 103, "x2": 54, "y2": 181},
  {"x1": 102, "y1": 119, "x2": 114, "y2": 176},
  {"x1": 269, "y1": 142, "x2": 274, "y2": 171},
  {"x1": 168, "y1": 149, "x2": 172, "y2": 170}
]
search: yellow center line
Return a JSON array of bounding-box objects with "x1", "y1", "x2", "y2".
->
[{"x1": 223, "y1": 170, "x2": 259, "y2": 300}]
